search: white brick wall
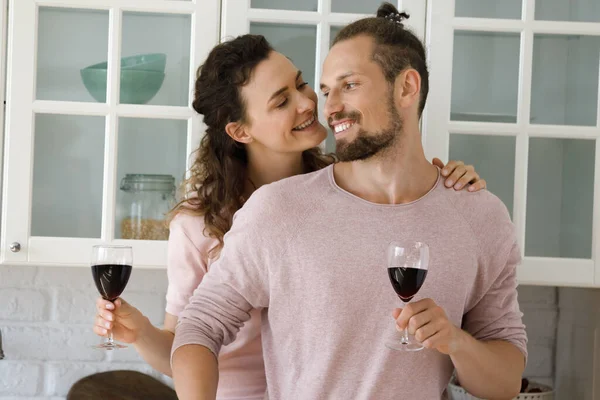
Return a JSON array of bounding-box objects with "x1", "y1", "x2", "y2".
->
[
  {"x1": 518, "y1": 286, "x2": 558, "y2": 388},
  {"x1": 0, "y1": 265, "x2": 171, "y2": 399},
  {"x1": 518, "y1": 285, "x2": 600, "y2": 398},
  {"x1": 1, "y1": 266, "x2": 598, "y2": 399},
  {"x1": 0, "y1": 362, "x2": 42, "y2": 396},
  {"x1": 554, "y1": 288, "x2": 600, "y2": 400}
]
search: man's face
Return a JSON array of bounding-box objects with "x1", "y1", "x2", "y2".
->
[{"x1": 320, "y1": 35, "x2": 402, "y2": 162}]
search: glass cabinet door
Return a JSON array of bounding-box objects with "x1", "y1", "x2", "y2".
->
[
  {"x1": 31, "y1": 114, "x2": 106, "y2": 239},
  {"x1": 455, "y1": 0, "x2": 522, "y2": 19},
  {"x1": 531, "y1": 34, "x2": 600, "y2": 126},
  {"x1": 535, "y1": 0, "x2": 600, "y2": 23},
  {"x1": 120, "y1": 12, "x2": 192, "y2": 106},
  {"x1": 251, "y1": 0, "x2": 318, "y2": 12},
  {"x1": 115, "y1": 118, "x2": 188, "y2": 241},
  {"x1": 250, "y1": 0, "x2": 400, "y2": 14},
  {"x1": 249, "y1": 23, "x2": 318, "y2": 89},
  {"x1": 525, "y1": 138, "x2": 595, "y2": 259},
  {"x1": 2, "y1": 0, "x2": 219, "y2": 267},
  {"x1": 426, "y1": 0, "x2": 600, "y2": 286},
  {"x1": 36, "y1": 8, "x2": 110, "y2": 102},
  {"x1": 450, "y1": 31, "x2": 520, "y2": 123}
]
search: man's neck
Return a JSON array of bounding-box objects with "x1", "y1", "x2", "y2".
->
[{"x1": 333, "y1": 129, "x2": 438, "y2": 205}]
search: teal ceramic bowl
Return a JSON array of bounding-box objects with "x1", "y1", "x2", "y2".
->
[
  {"x1": 120, "y1": 53, "x2": 166, "y2": 72},
  {"x1": 80, "y1": 53, "x2": 167, "y2": 104}
]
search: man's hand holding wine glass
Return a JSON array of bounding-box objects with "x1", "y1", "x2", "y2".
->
[{"x1": 392, "y1": 298, "x2": 464, "y2": 355}]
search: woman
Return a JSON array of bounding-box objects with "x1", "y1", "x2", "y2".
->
[{"x1": 93, "y1": 34, "x2": 485, "y2": 399}]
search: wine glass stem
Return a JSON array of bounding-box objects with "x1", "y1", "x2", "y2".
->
[
  {"x1": 401, "y1": 327, "x2": 409, "y2": 344},
  {"x1": 107, "y1": 331, "x2": 114, "y2": 346}
]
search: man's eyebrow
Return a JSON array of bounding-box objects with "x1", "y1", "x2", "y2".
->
[
  {"x1": 320, "y1": 71, "x2": 355, "y2": 91},
  {"x1": 269, "y1": 70, "x2": 303, "y2": 102}
]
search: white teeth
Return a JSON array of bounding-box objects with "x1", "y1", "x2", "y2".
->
[
  {"x1": 293, "y1": 116, "x2": 315, "y2": 131},
  {"x1": 334, "y1": 122, "x2": 354, "y2": 133}
]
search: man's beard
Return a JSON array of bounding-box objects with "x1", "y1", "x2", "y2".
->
[{"x1": 333, "y1": 93, "x2": 402, "y2": 162}]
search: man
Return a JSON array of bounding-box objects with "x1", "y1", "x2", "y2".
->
[{"x1": 171, "y1": 4, "x2": 527, "y2": 399}]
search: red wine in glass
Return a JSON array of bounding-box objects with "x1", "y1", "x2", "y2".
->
[
  {"x1": 385, "y1": 241, "x2": 429, "y2": 351},
  {"x1": 90, "y1": 245, "x2": 133, "y2": 350},
  {"x1": 387, "y1": 267, "x2": 428, "y2": 302},
  {"x1": 92, "y1": 264, "x2": 132, "y2": 301}
]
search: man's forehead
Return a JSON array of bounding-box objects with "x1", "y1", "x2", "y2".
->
[
  {"x1": 330, "y1": 36, "x2": 374, "y2": 55},
  {"x1": 322, "y1": 45, "x2": 373, "y2": 82},
  {"x1": 326, "y1": 38, "x2": 372, "y2": 65}
]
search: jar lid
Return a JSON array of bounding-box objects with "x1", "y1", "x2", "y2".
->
[{"x1": 120, "y1": 174, "x2": 176, "y2": 193}]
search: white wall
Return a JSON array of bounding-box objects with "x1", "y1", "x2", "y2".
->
[
  {"x1": 519, "y1": 286, "x2": 558, "y2": 388},
  {"x1": 553, "y1": 288, "x2": 600, "y2": 399},
  {"x1": 0, "y1": 266, "x2": 171, "y2": 398}
]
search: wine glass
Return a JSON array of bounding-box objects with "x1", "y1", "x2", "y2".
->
[
  {"x1": 385, "y1": 241, "x2": 429, "y2": 351},
  {"x1": 90, "y1": 244, "x2": 133, "y2": 350}
]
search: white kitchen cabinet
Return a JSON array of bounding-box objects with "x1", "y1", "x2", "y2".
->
[
  {"x1": 1, "y1": 0, "x2": 219, "y2": 267},
  {"x1": 1, "y1": 0, "x2": 597, "y2": 288},
  {"x1": 424, "y1": 0, "x2": 600, "y2": 286}
]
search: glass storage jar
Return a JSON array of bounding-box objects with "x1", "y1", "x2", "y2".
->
[{"x1": 118, "y1": 174, "x2": 175, "y2": 240}]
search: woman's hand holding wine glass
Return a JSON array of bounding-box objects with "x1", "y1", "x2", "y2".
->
[
  {"x1": 93, "y1": 297, "x2": 150, "y2": 344},
  {"x1": 90, "y1": 244, "x2": 133, "y2": 350}
]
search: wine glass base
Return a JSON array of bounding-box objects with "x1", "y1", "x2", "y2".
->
[
  {"x1": 91, "y1": 342, "x2": 128, "y2": 350},
  {"x1": 385, "y1": 340, "x2": 424, "y2": 352}
]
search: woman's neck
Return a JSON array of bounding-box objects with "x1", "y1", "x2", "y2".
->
[{"x1": 245, "y1": 148, "x2": 305, "y2": 197}]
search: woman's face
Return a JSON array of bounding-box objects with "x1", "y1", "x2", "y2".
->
[{"x1": 236, "y1": 51, "x2": 327, "y2": 154}]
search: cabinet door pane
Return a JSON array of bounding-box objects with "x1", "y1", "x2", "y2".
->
[
  {"x1": 331, "y1": 0, "x2": 385, "y2": 14},
  {"x1": 37, "y1": 8, "x2": 109, "y2": 102},
  {"x1": 536, "y1": 0, "x2": 600, "y2": 23},
  {"x1": 326, "y1": 26, "x2": 343, "y2": 153},
  {"x1": 449, "y1": 134, "x2": 516, "y2": 218},
  {"x1": 451, "y1": 32, "x2": 520, "y2": 123},
  {"x1": 32, "y1": 114, "x2": 105, "y2": 238},
  {"x1": 531, "y1": 35, "x2": 600, "y2": 126},
  {"x1": 455, "y1": 0, "x2": 522, "y2": 19},
  {"x1": 250, "y1": 23, "x2": 317, "y2": 89},
  {"x1": 331, "y1": 25, "x2": 342, "y2": 47},
  {"x1": 115, "y1": 118, "x2": 187, "y2": 240},
  {"x1": 121, "y1": 12, "x2": 192, "y2": 106},
  {"x1": 251, "y1": 0, "x2": 317, "y2": 12},
  {"x1": 526, "y1": 138, "x2": 595, "y2": 259},
  {"x1": 325, "y1": 128, "x2": 336, "y2": 153}
]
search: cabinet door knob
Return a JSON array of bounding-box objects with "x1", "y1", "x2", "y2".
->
[{"x1": 9, "y1": 242, "x2": 20, "y2": 252}]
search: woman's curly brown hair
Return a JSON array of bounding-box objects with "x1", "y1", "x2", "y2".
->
[{"x1": 169, "y1": 35, "x2": 335, "y2": 256}]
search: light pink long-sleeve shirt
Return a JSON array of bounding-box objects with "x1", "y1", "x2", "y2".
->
[
  {"x1": 173, "y1": 165, "x2": 527, "y2": 399},
  {"x1": 166, "y1": 213, "x2": 266, "y2": 400}
]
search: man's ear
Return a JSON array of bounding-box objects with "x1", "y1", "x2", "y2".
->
[
  {"x1": 394, "y1": 68, "x2": 421, "y2": 110},
  {"x1": 225, "y1": 121, "x2": 253, "y2": 144}
]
